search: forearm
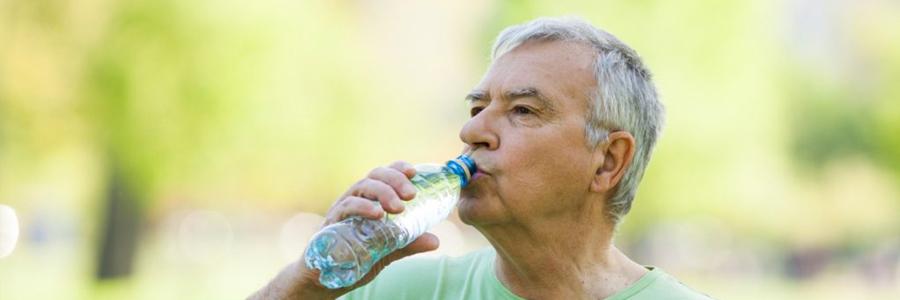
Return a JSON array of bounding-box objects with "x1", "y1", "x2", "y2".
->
[{"x1": 248, "y1": 261, "x2": 344, "y2": 300}]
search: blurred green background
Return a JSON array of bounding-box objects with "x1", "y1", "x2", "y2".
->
[{"x1": 1, "y1": 0, "x2": 899, "y2": 299}]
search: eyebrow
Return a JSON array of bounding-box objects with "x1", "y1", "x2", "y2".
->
[
  {"x1": 465, "y1": 88, "x2": 557, "y2": 112},
  {"x1": 506, "y1": 88, "x2": 546, "y2": 103},
  {"x1": 465, "y1": 90, "x2": 487, "y2": 102}
]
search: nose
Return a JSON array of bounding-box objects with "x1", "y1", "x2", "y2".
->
[{"x1": 459, "y1": 108, "x2": 499, "y2": 152}]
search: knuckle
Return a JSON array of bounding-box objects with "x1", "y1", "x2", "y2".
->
[
  {"x1": 391, "y1": 161, "x2": 413, "y2": 172},
  {"x1": 367, "y1": 167, "x2": 387, "y2": 178},
  {"x1": 358, "y1": 177, "x2": 375, "y2": 187},
  {"x1": 383, "y1": 171, "x2": 407, "y2": 186},
  {"x1": 351, "y1": 178, "x2": 375, "y2": 197},
  {"x1": 339, "y1": 199, "x2": 352, "y2": 208},
  {"x1": 350, "y1": 178, "x2": 369, "y2": 191}
]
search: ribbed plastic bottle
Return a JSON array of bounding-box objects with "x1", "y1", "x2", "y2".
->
[{"x1": 304, "y1": 155, "x2": 476, "y2": 289}]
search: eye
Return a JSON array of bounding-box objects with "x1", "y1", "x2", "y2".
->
[
  {"x1": 470, "y1": 106, "x2": 484, "y2": 117},
  {"x1": 512, "y1": 106, "x2": 533, "y2": 115}
]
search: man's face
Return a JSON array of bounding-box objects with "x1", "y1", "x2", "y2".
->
[{"x1": 459, "y1": 40, "x2": 600, "y2": 227}]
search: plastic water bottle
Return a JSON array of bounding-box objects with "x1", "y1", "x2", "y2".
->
[{"x1": 304, "y1": 155, "x2": 476, "y2": 289}]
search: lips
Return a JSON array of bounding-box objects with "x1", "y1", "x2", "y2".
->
[
  {"x1": 462, "y1": 154, "x2": 492, "y2": 183},
  {"x1": 469, "y1": 164, "x2": 491, "y2": 182}
]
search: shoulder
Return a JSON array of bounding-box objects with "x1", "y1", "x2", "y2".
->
[
  {"x1": 638, "y1": 267, "x2": 716, "y2": 300},
  {"x1": 607, "y1": 267, "x2": 716, "y2": 300}
]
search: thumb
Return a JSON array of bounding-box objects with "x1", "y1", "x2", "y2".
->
[
  {"x1": 398, "y1": 233, "x2": 440, "y2": 256},
  {"x1": 379, "y1": 233, "x2": 440, "y2": 265}
]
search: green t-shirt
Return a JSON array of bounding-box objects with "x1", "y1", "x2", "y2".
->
[{"x1": 339, "y1": 247, "x2": 714, "y2": 300}]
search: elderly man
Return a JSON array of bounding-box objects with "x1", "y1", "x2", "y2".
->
[{"x1": 251, "y1": 17, "x2": 713, "y2": 300}]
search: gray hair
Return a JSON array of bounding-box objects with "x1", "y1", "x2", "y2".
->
[{"x1": 491, "y1": 17, "x2": 665, "y2": 226}]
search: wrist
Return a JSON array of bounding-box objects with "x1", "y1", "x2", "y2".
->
[
  {"x1": 249, "y1": 261, "x2": 345, "y2": 300},
  {"x1": 295, "y1": 262, "x2": 346, "y2": 300}
]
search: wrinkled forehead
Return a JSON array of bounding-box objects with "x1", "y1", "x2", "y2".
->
[{"x1": 475, "y1": 40, "x2": 598, "y2": 109}]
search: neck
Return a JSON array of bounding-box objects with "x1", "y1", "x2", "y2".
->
[{"x1": 477, "y1": 201, "x2": 648, "y2": 299}]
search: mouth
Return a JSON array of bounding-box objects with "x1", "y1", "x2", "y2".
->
[
  {"x1": 471, "y1": 170, "x2": 488, "y2": 181},
  {"x1": 462, "y1": 154, "x2": 490, "y2": 182}
]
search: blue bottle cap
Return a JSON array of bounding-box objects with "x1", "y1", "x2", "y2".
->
[{"x1": 446, "y1": 155, "x2": 477, "y2": 187}]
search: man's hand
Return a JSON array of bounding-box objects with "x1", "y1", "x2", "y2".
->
[{"x1": 248, "y1": 161, "x2": 441, "y2": 300}]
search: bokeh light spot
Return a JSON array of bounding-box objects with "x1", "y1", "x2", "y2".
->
[
  {"x1": 279, "y1": 212, "x2": 324, "y2": 262},
  {"x1": 0, "y1": 205, "x2": 19, "y2": 259}
]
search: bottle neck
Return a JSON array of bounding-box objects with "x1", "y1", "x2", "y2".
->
[{"x1": 446, "y1": 155, "x2": 476, "y2": 188}]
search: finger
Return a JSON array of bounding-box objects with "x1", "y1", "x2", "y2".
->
[
  {"x1": 388, "y1": 161, "x2": 417, "y2": 179},
  {"x1": 352, "y1": 178, "x2": 405, "y2": 214},
  {"x1": 326, "y1": 196, "x2": 384, "y2": 224},
  {"x1": 368, "y1": 166, "x2": 417, "y2": 201}
]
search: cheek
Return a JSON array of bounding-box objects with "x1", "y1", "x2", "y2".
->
[
  {"x1": 499, "y1": 159, "x2": 586, "y2": 196},
  {"x1": 501, "y1": 131, "x2": 590, "y2": 176},
  {"x1": 497, "y1": 135, "x2": 593, "y2": 195},
  {"x1": 495, "y1": 152, "x2": 579, "y2": 193}
]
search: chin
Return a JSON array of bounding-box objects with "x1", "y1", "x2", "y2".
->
[
  {"x1": 458, "y1": 181, "x2": 507, "y2": 225},
  {"x1": 457, "y1": 198, "x2": 480, "y2": 226},
  {"x1": 456, "y1": 195, "x2": 505, "y2": 227}
]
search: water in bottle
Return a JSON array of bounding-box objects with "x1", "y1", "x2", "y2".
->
[{"x1": 304, "y1": 155, "x2": 476, "y2": 289}]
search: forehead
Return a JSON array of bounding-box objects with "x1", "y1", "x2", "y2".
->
[{"x1": 476, "y1": 40, "x2": 597, "y2": 109}]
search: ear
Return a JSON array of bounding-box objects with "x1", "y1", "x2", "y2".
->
[{"x1": 590, "y1": 131, "x2": 635, "y2": 194}]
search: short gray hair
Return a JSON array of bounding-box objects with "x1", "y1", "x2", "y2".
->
[{"x1": 491, "y1": 17, "x2": 665, "y2": 226}]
